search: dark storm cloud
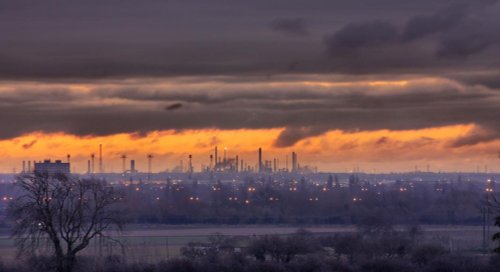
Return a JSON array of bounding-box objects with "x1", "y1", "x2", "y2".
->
[
  {"x1": 452, "y1": 71, "x2": 500, "y2": 89},
  {"x1": 1, "y1": 79, "x2": 499, "y2": 147},
  {"x1": 326, "y1": 20, "x2": 398, "y2": 49},
  {"x1": 1, "y1": 0, "x2": 500, "y2": 147},
  {"x1": 21, "y1": 140, "x2": 37, "y2": 149},
  {"x1": 449, "y1": 127, "x2": 500, "y2": 147},
  {"x1": 401, "y1": 3, "x2": 467, "y2": 41},
  {"x1": 274, "y1": 127, "x2": 328, "y2": 147},
  {"x1": 270, "y1": 18, "x2": 309, "y2": 36},
  {"x1": 0, "y1": 0, "x2": 499, "y2": 80},
  {"x1": 324, "y1": 0, "x2": 500, "y2": 73},
  {"x1": 165, "y1": 103, "x2": 183, "y2": 111}
]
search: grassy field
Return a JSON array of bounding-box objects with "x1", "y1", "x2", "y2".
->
[{"x1": 0, "y1": 225, "x2": 493, "y2": 264}]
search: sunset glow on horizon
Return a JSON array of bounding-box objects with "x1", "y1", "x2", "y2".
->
[{"x1": 1, "y1": 124, "x2": 498, "y2": 173}]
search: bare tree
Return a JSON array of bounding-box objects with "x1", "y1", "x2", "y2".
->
[{"x1": 8, "y1": 172, "x2": 126, "y2": 272}]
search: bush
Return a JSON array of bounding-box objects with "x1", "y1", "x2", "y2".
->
[
  {"x1": 425, "y1": 254, "x2": 487, "y2": 272},
  {"x1": 411, "y1": 244, "x2": 446, "y2": 266},
  {"x1": 360, "y1": 259, "x2": 416, "y2": 272},
  {"x1": 157, "y1": 259, "x2": 197, "y2": 272},
  {"x1": 286, "y1": 254, "x2": 327, "y2": 272}
]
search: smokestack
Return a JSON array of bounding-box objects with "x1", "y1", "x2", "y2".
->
[
  {"x1": 241, "y1": 159, "x2": 244, "y2": 172},
  {"x1": 67, "y1": 154, "x2": 71, "y2": 164},
  {"x1": 99, "y1": 144, "x2": 103, "y2": 174},
  {"x1": 22, "y1": 160, "x2": 25, "y2": 173},
  {"x1": 147, "y1": 154, "x2": 153, "y2": 182},
  {"x1": 258, "y1": 147, "x2": 262, "y2": 173},
  {"x1": 273, "y1": 158, "x2": 277, "y2": 172},
  {"x1": 121, "y1": 154, "x2": 127, "y2": 174},
  {"x1": 87, "y1": 160, "x2": 91, "y2": 174},
  {"x1": 292, "y1": 152, "x2": 297, "y2": 172},
  {"x1": 188, "y1": 154, "x2": 193, "y2": 174},
  {"x1": 130, "y1": 160, "x2": 136, "y2": 173},
  {"x1": 236, "y1": 155, "x2": 239, "y2": 173},
  {"x1": 209, "y1": 155, "x2": 214, "y2": 171},
  {"x1": 91, "y1": 154, "x2": 95, "y2": 174},
  {"x1": 214, "y1": 146, "x2": 218, "y2": 167}
]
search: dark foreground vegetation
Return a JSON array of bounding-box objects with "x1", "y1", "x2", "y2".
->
[
  {"x1": 2, "y1": 229, "x2": 500, "y2": 272},
  {"x1": 122, "y1": 174, "x2": 497, "y2": 225},
  {"x1": 2, "y1": 173, "x2": 498, "y2": 226},
  {"x1": 2, "y1": 173, "x2": 500, "y2": 271}
]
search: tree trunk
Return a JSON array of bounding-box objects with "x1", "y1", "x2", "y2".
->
[
  {"x1": 63, "y1": 254, "x2": 76, "y2": 272},
  {"x1": 55, "y1": 253, "x2": 75, "y2": 272}
]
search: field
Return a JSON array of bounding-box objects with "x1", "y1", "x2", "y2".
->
[{"x1": 0, "y1": 225, "x2": 493, "y2": 264}]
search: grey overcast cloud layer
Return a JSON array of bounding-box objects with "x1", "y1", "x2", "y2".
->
[{"x1": 0, "y1": 0, "x2": 500, "y2": 146}]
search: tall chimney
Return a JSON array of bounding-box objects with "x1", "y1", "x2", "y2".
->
[
  {"x1": 99, "y1": 144, "x2": 103, "y2": 174},
  {"x1": 258, "y1": 147, "x2": 262, "y2": 173},
  {"x1": 188, "y1": 154, "x2": 193, "y2": 174},
  {"x1": 91, "y1": 154, "x2": 95, "y2": 174},
  {"x1": 214, "y1": 146, "x2": 218, "y2": 167},
  {"x1": 235, "y1": 155, "x2": 239, "y2": 173},
  {"x1": 130, "y1": 160, "x2": 136, "y2": 173},
  {"x1": 209, "y1": 154, "x2": 214, "y2": 171}
]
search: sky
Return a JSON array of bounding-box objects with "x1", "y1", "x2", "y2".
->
[{"x1": 1, "y1": 0, "x2": 500, "y2": 173}]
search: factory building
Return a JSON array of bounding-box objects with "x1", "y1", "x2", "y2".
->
[{"x1": 34, "y1": 160, "x2": 70, "y2": 176}]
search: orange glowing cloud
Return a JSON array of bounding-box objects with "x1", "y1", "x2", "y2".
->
[{"x1": 1, "y1": 124, "x2": 499, "y2": 173}]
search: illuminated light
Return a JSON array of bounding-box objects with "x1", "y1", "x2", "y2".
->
[
  {"x1": 245, "y1": 200, "x2": 250, "y2": 204},
  {"x1": 135, "y1": 188, "x2": 140, "y2": 191},
  {"x1": 156, "y1": 197, "x2": 160, "y2": 200}
]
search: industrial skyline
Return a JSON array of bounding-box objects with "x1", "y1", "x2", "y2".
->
[
  {"x1": 10, "y1": 143, "x2": 500, "y2": 176},
  {"x1": 16, "y1": 144, "x2": 315, "y2": 175}
]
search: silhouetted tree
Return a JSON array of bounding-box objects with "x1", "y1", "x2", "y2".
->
[
  {"x1": 8, "y1": 173, "x2": 126, "y2": 272},
  {"x1": 493, "y1": 216, "x2": 500, "y2": 253}
]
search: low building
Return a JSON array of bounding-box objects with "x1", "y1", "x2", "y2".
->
[{"x1": 34, "y1": 160, "x2": 70, "y2": 176}]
